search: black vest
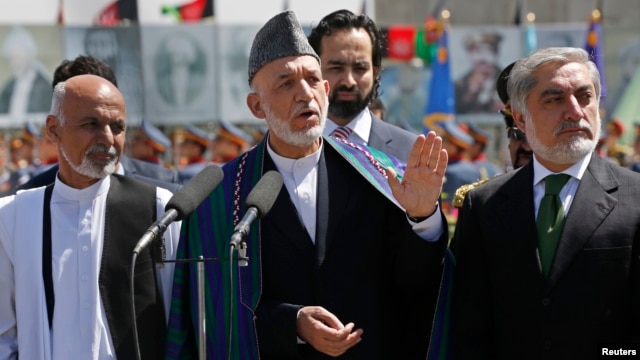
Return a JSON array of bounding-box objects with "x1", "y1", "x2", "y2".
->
[{"x1": 45, "y1": 175, "x2": 166, "y2": 359}]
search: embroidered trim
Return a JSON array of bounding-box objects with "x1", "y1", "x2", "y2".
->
[
  {"x1": 233, "y1": 152, "x2": 250, "y2": 226},
  {"x1": 331, "y1": 136, "x2": 388, "y2": 179}
]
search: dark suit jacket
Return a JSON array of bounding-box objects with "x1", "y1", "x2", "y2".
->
[
  {"x1": 256, "y1": 144, "x2": 447, "y2": 359},
  {"x1": 450, "y1": 154, "x2": 640, "y2": 360},
  {"x1": 16, "y1": 155, "x2": 181, "y2": 193},
  {"x1": 368, "y1": 113, "x2": 418, "y2": 162}
]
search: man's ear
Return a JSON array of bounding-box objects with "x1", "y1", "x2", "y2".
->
[
  {"x1": 512, "y1": 111, "x2": 526, "y2": 131},
  {"x1": 45, "y1": 115, "x2": 60, "y2": 143},
  {"x1": 247, "y1": 92, "x2": 265, "y2": 119}
]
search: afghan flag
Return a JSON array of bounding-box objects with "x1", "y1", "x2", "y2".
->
[
  {"x1": 162, "y1": 0, "x2": 214, "y2": 22},
  {"x1": 95, "y1": 0, "x2": 138, "y2": 25},
  {"x1": 415, "y1": 16, "x2": 439, "y2": 65},
  {"x1": 387, "y1": 25, "x2": 416, "y2": 60},
  {"x1": 423, "y1": 19, "x2": 455, "y2": 134},
  {"x1": 584, "y1": 9, "x2": 607, "y2": 99}
]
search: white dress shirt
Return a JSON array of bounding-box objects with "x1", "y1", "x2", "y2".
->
[
  {"x1": 532, "y1": 152, "x2": 592, "y2": 218},
  {"x1": 323, "y1": 109, "x2": 372, "y2": 146},
  {"x1": 0, "y1": 175, "x2": 180, "y2": 360}
]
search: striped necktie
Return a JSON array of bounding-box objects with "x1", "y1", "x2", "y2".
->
[{"x1": 330, "y1": 126, "x2": 353, "y2": 140}]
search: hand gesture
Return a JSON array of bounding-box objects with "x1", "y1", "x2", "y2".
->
[
  {"x1": 387, "y1": 131, "x2": 448, "y2": 218},
  {"x1": 296, "y1": 306, "x2": 363, "y2": 357}
]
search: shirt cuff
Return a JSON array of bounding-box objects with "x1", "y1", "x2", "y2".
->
[{"x1": 407, "y1": 203, "x2": 444, "y2": 242}]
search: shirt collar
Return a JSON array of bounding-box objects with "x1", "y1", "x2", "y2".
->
[
  {"x1": 533, "y1": 151, "x2": 592, "y2": 186},
  {"x1": 324, "y1": 109, "x2": 372, "y2": 144},
  {"x1": 54, "y1": 174, "x2": 111, "y2": 202},
  {"x1": 266, "y1": 135, "x2": 323, "y2": 175}
]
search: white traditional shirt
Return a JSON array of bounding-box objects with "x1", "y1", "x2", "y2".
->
[{"x1": 0, "y1": 175, "x2": 181, "y2": 360}]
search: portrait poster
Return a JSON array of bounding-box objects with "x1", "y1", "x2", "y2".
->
[
  {"x1": 216, "y1": 24, "x2": 260, "y2": 124},
  {"x1": 0, "y1": 25, "x2": 63, "y2": 129},
  {"x1": 449, "y1": 26, "x2": 521, "y2": 119},
  {"x1": 63, "y1": 26, "x2": 145, "y2": 123},
  {"x1": 140, "y1": 23, "x2": 217, "y2": 125}
]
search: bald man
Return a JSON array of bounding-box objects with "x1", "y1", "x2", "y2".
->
[{"x1": 0, "y1": 74, "x2": 181, "y2": 359}]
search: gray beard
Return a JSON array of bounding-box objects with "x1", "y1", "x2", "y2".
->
[{"x1": 60, "y1": 145, "x2": 118, "y2": 179}]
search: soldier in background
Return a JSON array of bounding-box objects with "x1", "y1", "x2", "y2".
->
[{"x1": 128, "y1": 119, "x2": 172, "y2": 166}]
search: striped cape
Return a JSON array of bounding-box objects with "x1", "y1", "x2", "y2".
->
[{"x1": 165, "y1": 135, "x2": 406, "y2": 359}]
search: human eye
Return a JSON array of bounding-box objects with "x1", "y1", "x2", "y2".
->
[{"x1": 111, "y1": 122, "x2": 125, "y2": 134}]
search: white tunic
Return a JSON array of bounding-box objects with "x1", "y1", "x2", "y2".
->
[{"x1": 0, "y1": 176, "x2": 181, "y2": 360}]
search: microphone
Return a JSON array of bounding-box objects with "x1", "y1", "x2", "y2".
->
[
  {"x1": 230, "y1": 171, "x2": 283, "y2": 250},
  {"x1": 133, "y1": 164, "x2": 225, "y2": 255}
]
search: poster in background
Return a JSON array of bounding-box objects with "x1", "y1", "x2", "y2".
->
[
  {"x1": 0, "y1": 25, "x2": 63, "y2": 129},
  {"x1": 64, "y1": 26, "x2": 145, "y2": 123},
  {"x1": 141, "y1": 24, "x2": 217, "y2": 125}
]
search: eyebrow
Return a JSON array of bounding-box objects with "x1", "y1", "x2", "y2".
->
[
  {"x1": 539, "y1": 84, "x2": 592, "y2": 98},
  {"x1": 325, "y1": 59, "x2": 370, "y2": 68}
]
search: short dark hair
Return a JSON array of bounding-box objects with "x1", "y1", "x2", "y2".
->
[
  {"x1": 52, "y1": 55, "x2": 117, "y2": 89},
  {"x1": 308, "y1": 9, "x2": 384, "y2": 100}
]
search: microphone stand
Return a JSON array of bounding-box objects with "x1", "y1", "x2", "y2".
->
[
  {"x1": 197, "y1": 256, "x2": 206, "y2": 360},
  {"x1": 130, "y1": 251, "x2": 241, "y2": 360}
]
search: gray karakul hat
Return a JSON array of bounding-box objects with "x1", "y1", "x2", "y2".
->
[{"x1": 248, "y1": 10, "x2": 320, "y2": 85}]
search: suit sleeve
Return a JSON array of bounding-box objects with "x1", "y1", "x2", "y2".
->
[{"x1": 449, "y1": 192, "x2": 494, "y2": 359}]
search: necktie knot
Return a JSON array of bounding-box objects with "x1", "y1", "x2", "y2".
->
[
  {"x1": 544, "y1": 174, "x2": 571, "y2": 196},
  {"x1": 331, "y1": 126, "x2": 353, "y2": 140}
]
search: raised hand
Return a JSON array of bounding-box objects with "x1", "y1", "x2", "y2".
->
[{"x1": 386, "y1": 131, "x2": 448, "y2": 218}]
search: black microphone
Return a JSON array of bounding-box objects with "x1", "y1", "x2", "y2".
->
[
  {"x1": 133, "y1": 164, "x2": 224, "y2": 255},
  {"x1": 230, "y1": 171, "x2": 283, "y2": 249}
]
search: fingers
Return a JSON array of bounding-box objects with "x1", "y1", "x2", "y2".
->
[
  {"x1": 406, "y1": 131, "x2": 445, "y2": 170},
  {"x1": 296, "y1": 306, "x2": 363, "y2": 357},
  {"x1": 406, "y1": 134, "x2": 426, "y2": 168}
]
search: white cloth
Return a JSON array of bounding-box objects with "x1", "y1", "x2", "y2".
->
[{"x1": 0, "y1": 176, "x2": 181, "y2": 360}]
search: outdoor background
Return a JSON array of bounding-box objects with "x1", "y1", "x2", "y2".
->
[{"x1": 0, "y1": 0, "x2": 638, "y2": 165}]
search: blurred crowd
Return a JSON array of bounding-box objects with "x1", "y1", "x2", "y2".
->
[{"x1": 0, "y1": 115, "x2": 263, "y2": 194}]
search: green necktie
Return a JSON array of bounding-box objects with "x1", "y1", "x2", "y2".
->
[{"x1": 536, "y1": 174, "x2": 571, "y2": 278}]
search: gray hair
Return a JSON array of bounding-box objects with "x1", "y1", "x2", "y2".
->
[
  {"x1": 507, "y1": 47, "x2": 601, "y2": 116},
  {"x1": 49, "y1": 81, "x2": 66, "y2": 125}
]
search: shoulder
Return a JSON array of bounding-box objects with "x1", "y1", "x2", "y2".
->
[
  {"x1": 372, "y1": 116, "x2": 418, "y2": 140},
  {"x1": 452, "y1": 171, "x2": 517, "y2": 208},
  {"x1": 453, "y1": 178, "x2": 492, "y2": 208}
]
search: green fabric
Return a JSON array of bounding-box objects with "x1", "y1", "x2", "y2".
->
[{"x1": 536, "y1": 174, "x2": 571, "y2": 277}]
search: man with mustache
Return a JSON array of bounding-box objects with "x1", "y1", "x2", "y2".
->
[
  {"x1": 450, "y1": 47, "x2": 640, "y2": 359},
  {"x1": 308, "y1": 9, "x2": 418, "y2": 162},
  {"x1": 166, "y1": 10, "x2": 448, "y2": 359},
  {"x1": 0, "y1": 74, "x2": 181, "y2": 359}
]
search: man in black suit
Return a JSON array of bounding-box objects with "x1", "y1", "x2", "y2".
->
[
  {"x1": 308, "y1": 9, "x2": 417, "y2": 162},
  {"x1": 16, "y1": 55, "x2": 181, "y2": 193},
  {"x1": 450, "y1": 47, "x2": 640, "y2": 359},
  {"x1": 165, "y1": 11, "x2": 448, "y2": 359}
]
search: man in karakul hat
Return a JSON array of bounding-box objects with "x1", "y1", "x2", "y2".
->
[{"x1": 165, "y1": 10, "x2": 449, "y2": 359}]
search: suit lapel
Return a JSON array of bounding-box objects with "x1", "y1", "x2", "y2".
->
[
  {"x1": 368, "y1": 114, "x2": 392, "y2": 149},
  {"x1": 496, "y1": 163, "x2": 545, "y2": 286},
  {"x1": 315, "y1": 150, "x2": 329, "y2": 267},
  {"x1": 547, "y1": 155, "x2": 618, "y2": 290}
]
